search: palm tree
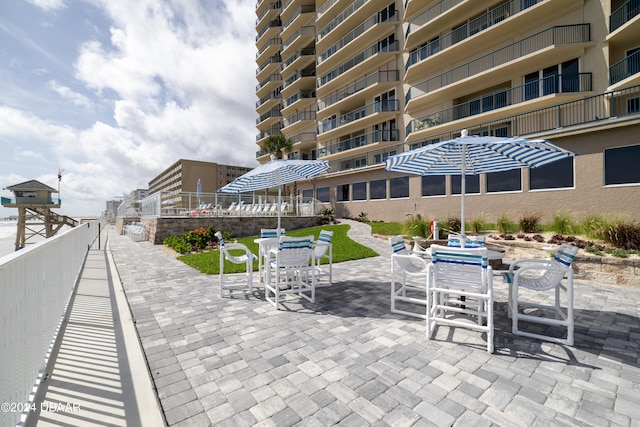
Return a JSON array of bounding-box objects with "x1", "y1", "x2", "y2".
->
[{"x1": 263, "y1": 134, "x2": 293, "y2": 160}]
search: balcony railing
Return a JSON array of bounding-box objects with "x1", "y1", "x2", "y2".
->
[
  {"x1": 318, "y1": 70, "x2": 400, "y2": 110},
  {"x1": 610, "y1": 49, "x2": 640, "y2": 85},
  {"x1": 256, "y1": 1, "x2": 281, "y2": 22},
  {"x1": 318, "y1": 9, "x2": 398, "y2": 65},
  {"x1": 256, "y1": 19, "x2": 282, "y2": 41},
  {"x1": 610, "y1": 0, "x2": 640, "y2": 32},
  {"x1": 320, "y1": 129, "x2": 399, "y2": 156},
  {"x1": 256, "y1": 37, "x2": 282, "y2": 58},
  {"x1": 323, "y1": 84, "x2": 640, "y2": 174},
  {"x1": 256, "y1": 53, "x2": 282, "y2": 75},
  {"x1": 319, "y1": 99, "x2": 399, "y2": 133},
  {"x1": 318, "y1": 40, "x2": 399, "y2": 88},
  {"x1": 318, "y1": 0, "x2": 369, "y2": 41},
  {"x1": 407, "y1": 24, "x2": 591, "y2": 102},
  {"x1": 406, "y1": 73, "x2": 593, "y2": 135},
  {"x1": 284, "y1": 89, "x2": 315, "y2": 107},
  {"x1": 283, "y1": 110, "x2": 316, "y2": 127},
  {"x1": 256, "y1": 73, "x2": 283, "y2": 91},
  {"x1": 282, "y1": 46, "x2": 315, "y2": 70},
  {"x1": 406, "y1": 0, "x2": 540, "y2": 69},
  {"x1": 282, "y1": 25, "x2": 315, "y2": 51},
  {"x1": 405, "y1": 0, "x2": 464, "y2": 36},
  {"x1": 283, "y1": 4, "x2": 315, "y2": 31},
  {"x1": 256, "y1": 90, "x2": 282, "y2": 108},
  {"x1": 257, "y1": 108, "x2": 282, "y2": 124}
]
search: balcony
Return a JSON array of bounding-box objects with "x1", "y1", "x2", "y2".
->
[
  {"x1": 609, "y1": 50, "x2": 640, "y2": 87},
  {"x1": 256, "y1": 53, "x2": 282, "y2": 81},
  {"x1": 256, "y1": 0, "x2": 281, "y2": 21},
  {"x1": 282, "y1": 25, "x2": 315, "y2": 55},
  {"x1": 256, "y1": 73, "x2": 283, "y2": 97},
  {"x1": 406, "y1": 73, "x2": 593, "y2": 136},
  {"x1": 317, "y1": 9, "x2": 398, "y2": 67},
  {"x1": 256, "y1": 1, "x2": 281, "y2": 30},
  {"x1": 256, "y1": 37, "x2": 282, "y2": 64},
  {"x1": 405, "y1": 0, "x2": 540, "y2": 69},
  {"x1": 281, "y1": 46, "x2": 315, "y2": 77},
  {"x1": 282, "y1": 110, "x2": 316, "y2": 131},
  {"x1": 282, "y1": 4, "x2": 315, "y2": 40},
  {"x1": 256, "y1": 19, "x2": 281, "y2": 44},
  {"x1": 283, "y1": 89, "x2": 315, "y2": 109},
  {"x1": 255, "y1": 90, "x2": 282, "y2": 113},
  {"x1": 318, "y1": 99, "x2": 399, "y2": 137},
  {"x1": 405, "y1": 24, "x2": 591, "y2": 111},
  {"x1": 319, "y1": 129, "x2": 399, "y2": 158},
  {"x1": 317, "y1": 0, "x2": 381, "y2": 48},
  {"x1": 610, "y1": 0, "x2": 640, "y2": 33},
  {"x1": 256, "y1": 107, "x2": 282, "y2": 127},
  {"x1": 318, "y1": 69, "x2": 399, "y2": 112},
  {"x1": 318, "y1": 39, "x2": 399, "y2": 92},
  {"x1": 404, "y1": 0, "x2": 464, "y2": 23}
]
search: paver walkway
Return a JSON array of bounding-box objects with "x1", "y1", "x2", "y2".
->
[{"x1": 105, "y1": 219, "x2": 640, "y2": 426}]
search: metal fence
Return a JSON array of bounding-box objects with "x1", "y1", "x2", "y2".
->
[
  {"x1": 0, "y1": 219, "x2": 103, "y2": 427},
  {"x1": 119, "y1": 192, "x2": 328, "y2": 218}
]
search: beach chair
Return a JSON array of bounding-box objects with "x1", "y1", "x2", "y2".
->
[
  {"x1": 313, "y1": 230, "x2": 333, "y2": 286},
  {"x1": 265, "y1": 236, "x2": 316, "y2": 309},
  {"x1": 215, "y1": 232, "x2": 256, "y2": 298},
  {"x1": 389, "y1": 235, "x2": 430, "y2": 319},
  {"x1": 427, "y1": 244, "x2": 493, "y2": 353},
  {"x1": 506, "y1": 243, "x2": 578, "y2": 346}
]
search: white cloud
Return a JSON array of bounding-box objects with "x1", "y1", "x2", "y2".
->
[
  {"x1": 2, "y1": 0, "x2": 258, "y2": 217},
  {"x1": 48, "y1": 80, "x2": 94, "y2": 110},
  {"x1": 25, "y1": 0, "x2": 66, "y2": 11}
]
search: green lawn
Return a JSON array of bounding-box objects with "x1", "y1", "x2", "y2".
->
[
  {"x1": 178, "y1": 223, "x2": 379, "y2": 274},
  {"x1": 367, "y1": 221, "x2": 403, "y2": 237}
]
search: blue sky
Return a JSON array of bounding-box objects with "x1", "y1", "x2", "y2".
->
[{"x1": 0, "y1": 0, "x2": 258, "y2": 217}]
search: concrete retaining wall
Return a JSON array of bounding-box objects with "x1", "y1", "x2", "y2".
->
[{"x1": 116, "y1": 216, "x2": 323, "y2": 244}]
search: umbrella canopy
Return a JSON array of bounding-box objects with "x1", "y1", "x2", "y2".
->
[
  {"x1": 218, "y1": 156, "x2": 331, "y2": 233},
  {"x1": 385, "y1": 129, "x2": 575, "y2": 241}
]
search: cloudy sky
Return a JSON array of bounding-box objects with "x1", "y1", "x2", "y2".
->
[{"x1": 0, "y1": 0, "x2": 258, "y2": 218}]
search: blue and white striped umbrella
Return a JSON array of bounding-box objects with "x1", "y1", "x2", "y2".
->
[
  {"x1": 218, "y1": 156, "x2": 330, "y2": 232},
  {"x1": 385, "y1": 129, "x2": 575, "y2": 239}
]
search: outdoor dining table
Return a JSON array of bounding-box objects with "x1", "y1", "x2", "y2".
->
[{"x1": 254, "y1": 237, "x2": 279, "y2": 282}]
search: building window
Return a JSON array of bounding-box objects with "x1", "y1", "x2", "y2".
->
[
  {"x1": 530, "y1": 157, "x2": 574, "y2": 190},
  {"x1": 451, "y1": 175, "x2": 480, "y2": 194},
  {"x1": 370, "y1": 179, "x2": 387, "y2": 199},
  {"x1": 353, "y1": 182, "x2": 366, "y2": 200},
  {"x1": 337, "y1": 184, "x2": 350, "y2": 202},
  {"x1": 390, "y1": 176, "x2": 409, "y2": 198},
  {"x1": 302, "y1": 189, "x2": 313, "y2": 200},
  {"x1": 487, "y1": 169, "x2": 521, "y2": 193},
  {"x1": 421, "y1": 175, "x2": 446, "y2": 196},
  {"x1": 317, "y1": 186, "x2": 330, "y2": 202},
  {"x1": 605, "y1": 145, "x2": 640, "y2": 185}
]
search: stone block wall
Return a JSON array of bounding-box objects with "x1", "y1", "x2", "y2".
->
[{"x1": 117, "y1": 216, "x2": 323, "y2": 244}]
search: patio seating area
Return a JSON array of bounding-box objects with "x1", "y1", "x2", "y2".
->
[{"x1": 23, "y1": 220, "x2": 640, "y2": 426}]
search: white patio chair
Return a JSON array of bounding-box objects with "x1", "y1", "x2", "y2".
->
[
  {"x1": 506, "y1": 243, "x2": 579, "y2": 346},
  {"x1": 427, "y1": 244, "x2": 494, "y2": 353},
  {"x1": 313, "y1": 230, "x2": 333, "y2": 286},
  {"x1": 389, "y1": 235, "x2": 430, "y2": 319},
  {"x1": 215, "y1": 231, "x2": 256, "y2": 298},
  {"x1": 265, "y1": 235, "x2": 316, "y2": 309}
]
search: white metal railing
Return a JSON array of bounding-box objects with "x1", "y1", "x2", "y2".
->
[{"x1": 0, "y1": 220, "x2": 102, "y2": 427}]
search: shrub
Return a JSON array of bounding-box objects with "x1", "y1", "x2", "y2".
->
[
  {"x1": 550, "y1": 211, "x2": 576, "y2": 235},
  {"x1": 581, "y1": 214, "x2": 611, "y2": 241},
  {"x1": 496, "y1": 214, "x2": 517, "y2": 234},
  {"x1": 358, "y1": 212, "x2": 369, "y2": 222},
  {"x1": 519, "y1": 211, "x2": 542, "y2": 233},
  {"x1": 469, "y1": 215, "x2": 487, "y2": 234},
  {"x1": 604, "y1": 220, "x2": 640, "y2": 250},
  {"x1": 404, "y1": 214, "x2": 430, "y2": 238},
  {"x1": 442, "y1": 215, "x2": 461, "y2": 235},
  {"x1": 163, "y1": 235, "x2": 192, "y2": 254}
]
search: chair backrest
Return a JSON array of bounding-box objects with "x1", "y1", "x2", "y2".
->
[
  {"x1": 430, "y1": 244, "x2": 489, "y2": 289},
  {"x1": 261, "y1": 228, "x2": 286, "y2": 238},
  {"x1": 389, "y1": 235, "x2": 408, "y2": 255},
  {"x1": 553, "y1": 244, "x2": 579, "y2": 268},
  {"x1": 448, "y1": 234, "x2": 485, "y2": 248},
  {"x1": 277, "y1": 236, "x2": 313, "y2": 266},
  {"x1": 314, "y1": 230, "x2": 333, "y2": 256}
]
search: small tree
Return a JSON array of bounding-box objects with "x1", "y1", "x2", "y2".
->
[{"x1": 263, "y1": 134, "x2": 293, "y2": 159}]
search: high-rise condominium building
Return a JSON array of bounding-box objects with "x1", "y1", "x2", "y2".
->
[{"x1": 255, "y1": 0, "x2": 640, "y2": 223}]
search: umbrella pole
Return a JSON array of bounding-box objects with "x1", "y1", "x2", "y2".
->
[
  {"x1": 461, "y1": 146, "x2": 466, "y2": 247},
  {"x1": 277, "y1": 186, "x2": 282, "y2": 237}
]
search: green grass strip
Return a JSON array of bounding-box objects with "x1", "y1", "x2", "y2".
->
[{"x1": 177, "y1": 223, "x2": 379, "y2": 275}]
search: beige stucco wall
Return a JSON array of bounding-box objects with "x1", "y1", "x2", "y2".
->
[{"x1": 298, "y1": 122, "x2": 640, "y2": 224}]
